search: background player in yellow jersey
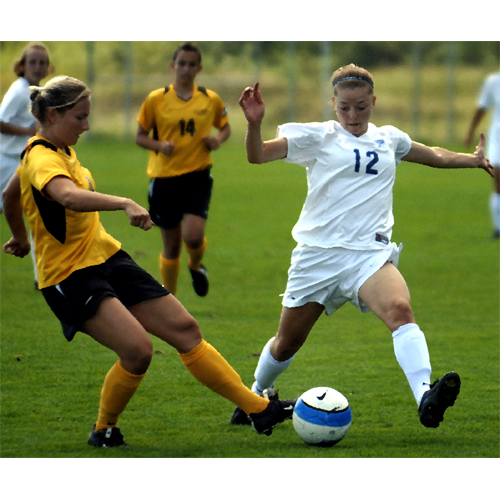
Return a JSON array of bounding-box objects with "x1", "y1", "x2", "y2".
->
[
  {"x1": 2, "y1": 75, "x2": 294, "y2": 448},
  {"x1": 135, "y1": 42, "x2": 231, "y2": 297}
]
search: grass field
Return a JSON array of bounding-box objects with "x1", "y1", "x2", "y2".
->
[{"x1": 1, "y1": 137, "x2": 499, "y2": 488}]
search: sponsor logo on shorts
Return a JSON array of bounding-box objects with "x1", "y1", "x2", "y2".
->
[{"x1": 375, "y1": 233, "x2": 389, "y2": 244}]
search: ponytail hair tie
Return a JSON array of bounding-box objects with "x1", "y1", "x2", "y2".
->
[{"x1": 29, "y1": 86, "x2": 44, "y2": 102}]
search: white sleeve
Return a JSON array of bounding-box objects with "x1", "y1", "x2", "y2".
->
[
  {"x1": 384, "y1": 126, "x2": 412, "y2": 164},
  {"x1": 395, "y1": 135, "x2": 412, "y2": 164},
  {"x1": 276, "y1": 122, "x2": 326, "y2": 167},
  {"x1": 0, "y1": 81, "x2": 32, "y2": 124}
]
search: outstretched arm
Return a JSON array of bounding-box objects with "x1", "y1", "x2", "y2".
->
[
  {"x1": 402, "y1": 133, "x2": 494, "y2": 178},
  {"x1": 239, "y1": 82, "x2": 288, "y2": 164},
  {"x1": 45, "y1": 176, "x2": 155, "y2": 231},
  {"x1": 2, "y1": 174, "x2": 31, "y2": 258}
]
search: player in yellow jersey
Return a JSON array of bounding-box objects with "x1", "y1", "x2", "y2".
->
[
  {"x1": 135, "y1": 42, "x2": 231, "y2": 297},
  {"x1": 2, "y1": 75, "x2": 295, "y2": 448}
]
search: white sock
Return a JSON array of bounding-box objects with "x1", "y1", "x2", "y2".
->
[
  {"x1": 392, "y1": 323, "x2": 432, "y2": 406},
  {"x1": 252, "y1": 337, "x2": 294, "y2": 395},
  {"x1": 490, "y1": 192, "x2": 500, "y2": 231}
]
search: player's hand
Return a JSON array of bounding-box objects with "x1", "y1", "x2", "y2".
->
[
  {"x1": 124, "y1": 201, "x2": 154, "y2": 231},
  {"x1": 202, "y1": 135, "x2": 220, "y2": 151},
  {"x1": 3, "y1": 237, "x2": 30, "y2": 258},
  {"x1": 473, "y1": 133, "x2": 494, "y2": 178},
  {"x1": 239, "y1": 82, "x2": 265, "y2": 124},
  {"x1": 158, "y1": 141, "x2": 175, "y2": 156}
]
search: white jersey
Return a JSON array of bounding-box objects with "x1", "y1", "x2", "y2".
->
[
  {"x1": 277, "y1": 120, "x2": 412, "y2": 250},
  {"x1": 477, "y1": 71, "x2": 500, "y2": 165},
  {"x1": 0, "y1": 77, "x2": 35, "y2": 157}
]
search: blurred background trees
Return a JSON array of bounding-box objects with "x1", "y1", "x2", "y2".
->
[{"x1": 1, "y1": 41, "x2": 499, "y2": 143}]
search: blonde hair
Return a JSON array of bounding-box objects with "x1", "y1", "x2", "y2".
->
[
  {"x1": 30, "y1": 76, "x2": 91, "y2": 123},
  {"x1": 331, "y1": 64, "x2": 374, "y2": 96},
  {"x1": 14, "y1": 42, "x2": 54, "y2": 77}
]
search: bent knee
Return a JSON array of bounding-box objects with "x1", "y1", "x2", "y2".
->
[
  {"x1": 387, "y1": 298, "x2": 414, "y2": 329},
  {"x1": 185, "y1": 318, "x2": 203, "y2": 344},
  {"x1": 175, "y1": 316, "x2": 203, "y2": 353},
  {"x1": 271, "y1": 335, "x2": 303, "y2": 362},
  {"x1": 122, "y1": 338, "x2": 153, "y2": 375},
  {"x1": 184, "y1": 236, "x2": 205, "y2": 251}
]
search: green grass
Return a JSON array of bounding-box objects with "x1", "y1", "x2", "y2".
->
[{"x1": 1, "y1": 139, "x2": 499, "y2": 462}]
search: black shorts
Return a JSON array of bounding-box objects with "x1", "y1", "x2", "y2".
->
[
  {"x1": 42, "y1": 250, "x2": 169, "y2": 342},
  {"x1": 148, "y1": 167, "x2": 213, "y2": 229}
]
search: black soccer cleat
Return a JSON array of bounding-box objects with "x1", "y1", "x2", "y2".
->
[
  {"x1": 88, "y1": 424, "x2": 127, "y2": 448},
  {"x1": 189, "y1": 264, "x2": 209, "y2": 297},
  {"x1": 231, "y1": 406, "x2": 251, "y2": 425},
  {"x1": 231, "y1": 387, "x2": 279, "y2": 426},
  {"x1": 231, "y1": 389, "x2": 278, "y2": 425},
  {"x1": 248, "y1": 388, "x2": 296, "y2": 436},
  {"x1": 418, "y1": 371, "x2": 461, "y2": 428}
]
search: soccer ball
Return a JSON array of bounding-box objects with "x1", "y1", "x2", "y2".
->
[{"x1": 293, "y1": 386, "x2": 352, "y2": 447}]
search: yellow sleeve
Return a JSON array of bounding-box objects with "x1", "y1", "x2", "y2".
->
[
  {"x1": 137, "y1": 89, "x2": 161, "y2": 132},
  {"x1": 212, "y1": 93, "x2": 229, "y2": 130},
  {"x1": 28, "y1": 149, "x2": 71, "y2": 197}
]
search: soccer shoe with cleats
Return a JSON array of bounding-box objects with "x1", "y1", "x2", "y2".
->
[
  {"x1": 189, "y1": 264, "x2": 209, "y2": 297},
  {"x1": 230, "y1": 386, "x2": 279, "y2": 426},
  {"x1": 418, "y1": 371, "x2": 461, "y2": 428},
  {"x1": 249, "y1": 388, "x2": 296, "y2": 436},
  {"x1": 88, "y1": 424, "x2": 127, "y2": 448},
  {"x1": 230, "y1": 406, "x2": 251, "y2": 425}
]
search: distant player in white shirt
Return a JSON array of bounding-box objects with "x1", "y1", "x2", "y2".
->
[
  {"x1": 465, "y1": 70, "x2": 500, "y2": 238},
  {"x1": 0, "y1": 42, "x2": 54, "y2": 289},
  {"x1": 0, "y1": 42, "x2": 53, "y2": 210},
  {"x1": 232, "y1": 64, "x2": 494, "y2": 430}
]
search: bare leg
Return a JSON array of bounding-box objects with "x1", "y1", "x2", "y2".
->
[
  {"x1": 82, "y1": 297, "x2": 153, "y2": 432},
  {"x1": 251, "y1": 302, "x2": 325, "y2": 395},
  {"x1": 130, "y1": 294, "x2": 269, "y2": 415},
  {"x1": 359, "y1": 262, "x2": 431, "y2": 405}
]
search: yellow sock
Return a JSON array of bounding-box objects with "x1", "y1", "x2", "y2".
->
[
  {"x1": 160, "y1": 254, "x2": 180, "y2": 295},
  {"x1": 185, "y1": 237, "x2": 206, "y2": 272},
  {"x1": 95, "y1": 360, "x2": 146, "y2": 431},
  {"x1": 179, "y1": 340, "x2": 268, "y2": 415}
]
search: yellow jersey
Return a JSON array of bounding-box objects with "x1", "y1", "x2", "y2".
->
[
  {"x1": 18, "y1": 134, "x2": 121, "y2": 288},
  {"x1": 137, "y1": 84, "x2": 229, "y2": 178}
]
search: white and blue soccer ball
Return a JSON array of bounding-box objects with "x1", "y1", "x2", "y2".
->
[{"x1": 293, "y1": 386, "x2": 352, "y2": 447}]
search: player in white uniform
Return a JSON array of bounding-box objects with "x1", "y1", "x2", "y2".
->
[
  {"x1": 231, "y1": 64, "x2": 494, "y2": 430},
  {"x1": 1, "y1": 42, "x2": 53, "y2": 211},
  {"x1": 0, "y1": 42, "x2": 53, "y2": 287},
  {"x1": 465, "y1": 70, "x2": 500, "y2": 238}
]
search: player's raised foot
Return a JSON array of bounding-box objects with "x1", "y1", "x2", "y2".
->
[
  {"x1": 189, "y1": 264, "x2": 209, "y2": 297},
  {"x1": 418, "y1": 371, "x2": 461, "y2": 428},
  {"x1": 249, "y1": 388, "x2": 296, "y2": 436},
  {"x1": 88, "y1": 424, "x2": 127, "y2": 448}
]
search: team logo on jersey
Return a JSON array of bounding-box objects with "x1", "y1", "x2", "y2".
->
[
  {"x1": 222, "y1": 108, "x2": 228, "y2": 117},
  {"x1": 375, "y1": 139, "x2": 385, "y2": 147}
]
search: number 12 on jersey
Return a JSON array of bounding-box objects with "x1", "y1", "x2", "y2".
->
[{"x1": 354, "y1": 149, "x2": 379, "y2": 175}]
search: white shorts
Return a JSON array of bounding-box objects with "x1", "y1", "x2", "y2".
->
[
  {"x1": 281, "y1": 242, "x2": 403, "y2": 316},
  {"x1": 0, "y1": 153, "x2": 20, "y2": 211}
]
